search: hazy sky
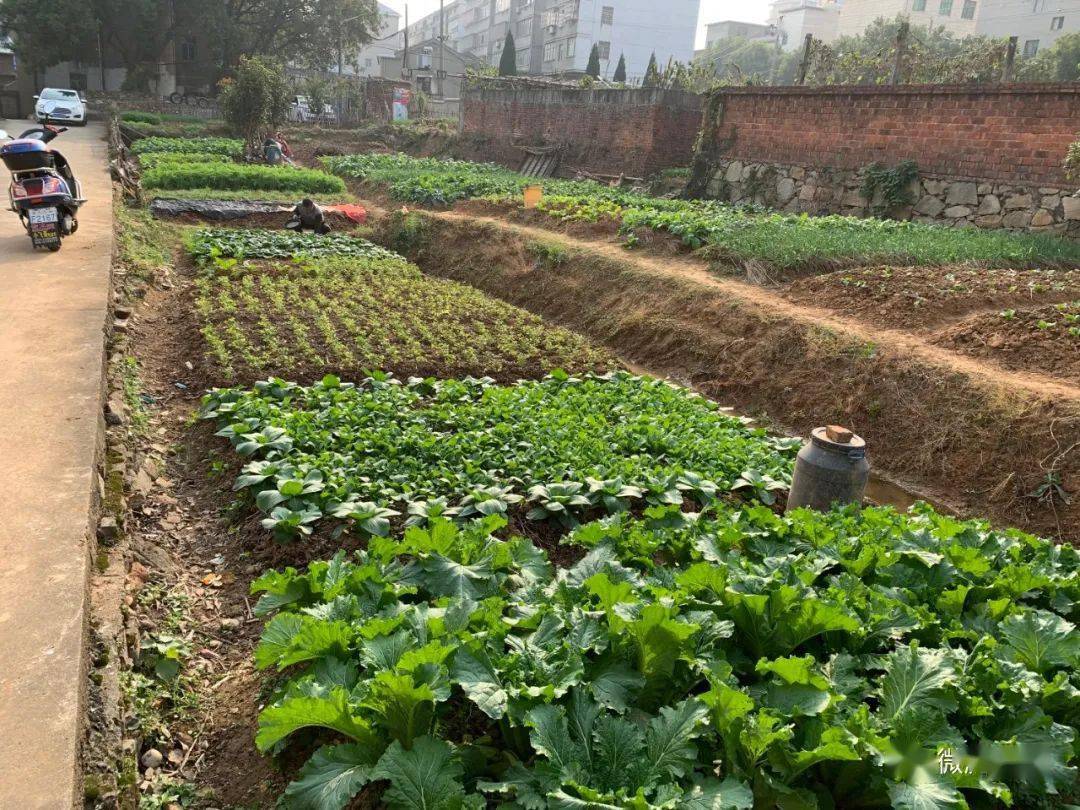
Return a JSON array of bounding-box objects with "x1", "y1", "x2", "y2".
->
[{"x1": 380, "y1": 1, "x2": 774, "y2": 49}]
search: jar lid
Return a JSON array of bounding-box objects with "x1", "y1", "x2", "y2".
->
[{"x1": 809, "y1": 426, "x2": 867, "y2": 458}]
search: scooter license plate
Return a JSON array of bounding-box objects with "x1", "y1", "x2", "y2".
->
[{"x1": 29, "y1": 207, "x2": 60, "y2": 226}]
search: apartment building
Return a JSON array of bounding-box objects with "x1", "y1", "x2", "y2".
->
[
  {"x1": 352, "y1": 3, "x2": 403, "y2": 77},
  {"x1": 976, "y1": 0, "x2": 1080, "y2": 57},
  {"x1": 837, "y1": 0, "x2": 980, "y2": 37},
  {"x1": 769, "y1": 0, "x2": 841, "y2": 50},
  {"x1": 404, "y1": 0, "x2": 700, "y2": 82},
  {"x1": 704, "y1": 20, "x2": 775, "y2": 48}
]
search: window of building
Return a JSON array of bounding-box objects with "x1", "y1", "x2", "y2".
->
[
  {"x1": 601, "y1": 6, "x2": 614, "y2": 25},
  {"x1": 1052, "y1": 16, "x2": 1065, "y2": 30},
  {"x1": 519, "y1": 19, "x2": 531, "y2": 34},
  {"x1": 938, "y1": 0, "x2": 953, "y2": 15},
  {"x1": 912, "y1": 0, "x2": 926, "y2": 9},
  {"x1": 597, "y1": 40, "x2": 610, "y2": 59},
  {"x1": 557, "y1": 42, "x2": 564, "y2": 60},
  {"x1": 1024, "y1": 38, "x2": 1040, "y2": 57},
  {"x1": 180, "y1": 36, "x2": 196, "y2": 62},
  {"x1": 961, "y1": 0, "x2": 976, "y2": 19},
  {"x1": 1033, "y1": 0, "x2": 1046, "y2": 12},
  {"x1": 544, "y1": 41, "x2": 557, "y2": 61},
  {"x1": 496, "y1": 0, "x2": 510, "y2": 12},
  {"x1": 566, "y1": 38, "x2": 575, "y2": 57},
  {"x1": 518, "y1": 49, "x2": 530, "y2": 69}
]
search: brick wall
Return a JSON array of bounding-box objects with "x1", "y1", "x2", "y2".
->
[
  {"x1": 697, "y1": 84, "x2": 1080, "y2": 186},
  {"x1": 461, "y1": 86, "x2": 703, "y2": 178}
]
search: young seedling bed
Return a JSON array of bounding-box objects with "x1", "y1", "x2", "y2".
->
[
  {"x1": 932, "y1": 301, "x2": 1080, "y2": 384},
  {"x1": 193, "y1": 255, "x2": 613, "y2": 385},
  {"x1": 781, "y1": 266, "x2": 1080, "y2": 330}
]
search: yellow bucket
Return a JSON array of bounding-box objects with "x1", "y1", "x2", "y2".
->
[{"x1": 523, "y1": 184, "x2": 543, "y2": 209}]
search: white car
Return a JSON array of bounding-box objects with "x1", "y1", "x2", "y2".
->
[
  {"x1": 288, "y1": 95, "x2": 338, "y2": 125},
  {"x1": 34, "y1": 88, "x2": 88, "y2": 126}
]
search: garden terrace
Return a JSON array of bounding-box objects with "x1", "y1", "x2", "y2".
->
[
  {"x1": 201, "y1": 372, "x2": 798, "y2": 542},
  {"x1": 244, "y1": 497, "x2": 1079, "y2": 809},
  {"x1": 324, "y1": 153, "x2": 1080, "y2": 273},
  {"x1": 131, "y1": 136, "x2": 244, "y2": 157},
  {"x1": 932, "y1": 301, "x2": 1080, "y2": 385},
  {"x1": 192, "y1": 244, "x2": 613, "y2": 385},
  {"x1": 83, "y1": 122, "x2": 1080, "y2": 810},
  {"x1": 781, "y1": 266, "x2": 1080, "y2": 330},
  {"x1": 143, "y1": 163, "x2": 345, "y2": 195}
]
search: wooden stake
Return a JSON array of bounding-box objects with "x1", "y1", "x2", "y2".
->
[
  {"x1": 797, "y1": 34, "x2": 814, "y2": 85},
  {"x1": 1003, "y1": 36, "x2": 1018, "y2": 83},
  {"x1": 891, "y1": 21, "x2": 909, "y2": 85}
]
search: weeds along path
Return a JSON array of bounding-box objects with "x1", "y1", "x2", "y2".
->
[{"x1": 431, "y1": 209, "x2": 1080, "y2": 405}]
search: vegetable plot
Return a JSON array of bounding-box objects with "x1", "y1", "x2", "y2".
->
[
  {"x1": 201, "y1": 373, "x2": 798, "y2": 541},
  {"x1": 130, "y1": 136, "x2": 244, "y2": 156},
  {"x1": 250, "y1": 503, "x2": 1079, "y2": 809},
  {"x1": 195, "y1": 254, "x2": 612, "y2": 384},
  {"x1": 187, "y1": 228, "x2": 400, "y2": 262},
  {"x1": 325, "y1": 153, "x2": 1080, "y2": 271},
  {"x1": 142, "y1": 163, "x2": 346, "y2": 194},
  {"x1": 136, "y1": 152, "x2": 235, "y2": 170}
]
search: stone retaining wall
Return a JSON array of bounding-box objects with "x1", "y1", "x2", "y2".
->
[{"x1": 702, "y1": 159, "x2": 1080, "y2": 237}]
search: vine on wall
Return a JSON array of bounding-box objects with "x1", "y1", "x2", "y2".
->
[{"x1": 862, "y1": 160, "x2": 920, "y2": 217}]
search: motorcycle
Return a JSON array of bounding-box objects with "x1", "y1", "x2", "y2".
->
[{"x1": 0, "y1": 124, "x2": 86, "y2": 252}]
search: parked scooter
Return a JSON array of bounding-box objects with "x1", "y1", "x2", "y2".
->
[{"x1": 0, "y1": 124, "x2": 86, "y2": 251}]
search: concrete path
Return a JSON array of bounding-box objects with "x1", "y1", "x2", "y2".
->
[{"x1": 0, "y1": 120, "x2": 113, "y2": 808}]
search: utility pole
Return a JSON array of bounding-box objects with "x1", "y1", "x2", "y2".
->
[
  {"x1": 404, "y1": 4, "x2": 410, "y2": 80},
  {"x1": 438, "y1": 0, "x2": 445, "y2": 98},
  {"x1": 1002, "y1": 36, "x2": 1018, "y2": 83},
  {"x1": 97, "y1": 25, "x2": 107, "y2": 91},
  {"x1": 797, "y1": 34, "x2": 813, "y2": 86},
  {"x1": 890, "y1": 20, "x2": 909, "y2": 85}
]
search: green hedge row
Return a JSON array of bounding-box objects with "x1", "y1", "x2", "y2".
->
[
  {"x1": 131, "y1": 136, "x2": 243, "y2": 156},
  {"x1": 142, "y1": 163, "x2": 346, "y2": 194},
  {"x1": 137, "y1": 152, "x2": 234, "y2": 170}
]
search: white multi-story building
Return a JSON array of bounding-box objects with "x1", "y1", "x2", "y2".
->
[
  {"x1": 976, "y1": 1, "x2": 1080, "y2": 57},
  {"x1": 352, "y1": 2, "x2": 403, "y2": 77},
  {"x1": 770, "y1": 0, "x2": 841, "y2": 51},
  {"x1": 403, "y1": 0, "x2": 701, "y2": 82},
  {"x1": 703, "y1": 20, "x2": 776, "y2": 48},
  {"x1": 837, "y1": 0, "x2": 979, "y2": 37}
]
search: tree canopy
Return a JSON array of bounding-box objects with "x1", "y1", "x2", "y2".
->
[
  {"x1": 642, "y1": 52, "x2": 659, "y2": 87},
  {"x1": 586, "y1": 43, "x2": 601, "y2": 78},
  {"x1": 613, "y1": 53, "x2": 626, "y2": 83},
  {"x1": 499, "y1": 31, "x2": 517, "y2": 76},
  {"x1": 0, "y1": 0, "x2": 98, "y2": 75},
  {"x1": 690, "y1": 14, "x2": 1071, "y2": 87},
  {"x1": 219, "y1": 54, "x2": 291, "y2": 148},
  {"x1": 0, "y1": 0, "x2": 383, "y2": 88}
]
